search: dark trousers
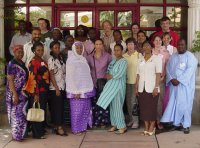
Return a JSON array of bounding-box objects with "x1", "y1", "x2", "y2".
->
[
  {"x1": 29, "y1": 92, "x2": 47, "y2": 138},
  {"x1": 49, "y1": 90, "x2": 64, "y2": 126}
]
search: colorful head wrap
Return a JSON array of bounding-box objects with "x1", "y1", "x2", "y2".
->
[{"x1": 13, "y1": 45, "x2": 23, "y2": 53}]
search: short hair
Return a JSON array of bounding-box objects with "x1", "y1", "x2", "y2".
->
[
  {"x1": 50, "y1": 40, "x2": 60, "y2": 49},
  {"x1": 114, "y1": 44, "x2": 124, "y2": 51},
  {"x1": 37, "y1": 18, "x2": 50, "y2": 29},
  {"x1": 113, "y1": 30, "x2": 123, "y2": 40},
  {"x1": 102, "y1": 20, "x2": 113, "y2": 28},
  {"x1": 131, "y1": 22, "x2": 140, "y2": 29},
  {"x1": 65, "y1": 35, "x2": 74, "y2": 40},
  {"x1": 31, "y1": 27, "x2": 41, "y2": 33},
  {"x1": 31, "y1": 41, "x2": 43, "y2": 53},
  {"x1": 162, "y1": 32, "x2": 172, "y2": 39},
  {"x1": 126, "y1": 37, "x2": 137, "y2": 45},
  {"x1": 155, "y1": 19, "x2": 161, "y2": 28},
  {"x1": 178, "y1": 38, "x2": 187, "y2": 44},
  {"x1": 160, "y1": 16, "x2": 171, "y2": 23}
]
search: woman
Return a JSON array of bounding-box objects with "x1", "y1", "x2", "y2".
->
[
  {"x1": 24, "y1": 42, "x2": 50, "y2": 139},
  {"x1": 6, "y1": 45, "x2": 28, "y2": 141},
  {"x1": 123, "y1": 38, "x2": 141, "y2": 129},
  {"x1": 48, "y1": 41, "x2": 67, "y2": 136},
  {"x1": 65, "y1": 41, "x2": 95, "y2": 135},
  {"x1": 110, "y1": 30, "x2": 126, "y2": 57},
  {"x1": 87, "y1": 39, "x2": 112, "y2": 128},
  {"x1": 131, "y1": 23, "x2": 140, "y2": 41},
  {"x1": 97, "y1": 44, "x2": 127, "y2": 134},
  {"x1": 100, "y1": 20, "x2": 114, "y2": 53},
  {"x1": 137, "y1": 30, "x2": 148, "y2": 54},
  {"x1": 74, "y1": 25, "x2": 88, "y2": 42},
  {"x1": 152, "y1": 36, "x2": 170, "y2": 129},
  {"x1": 136, "y1": 41, "x2": 162, "y2": 136}
]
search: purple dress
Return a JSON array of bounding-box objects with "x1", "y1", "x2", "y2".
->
[
  {"x1": 67, "y1": 89, "x2": 96, "y2": 134},
  {"x1": 6, "y1": 59, "x2": 28, "y2": 141}
]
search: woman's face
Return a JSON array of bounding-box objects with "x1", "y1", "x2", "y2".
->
[
  {"x1": 113, "y1": 32, "x2": 122, "y2": 42},
  {"x1": 94, "y1": 40, "x2": 103, "y2": 51},
  {"x1": 114, "y1": 46, "x2": 123, "y2": 58},
  {"x1": 162, "y1": 35, "x2": 171, "y2": 46},
  {"x1": 143, "y1": 43, "x2": 152, "y2": 55},
  {"x1": 52, "y1": 43, "x2": 60, "y2": 55},
  {"x1": 153, "y1": 36, "x2": 162, "y2": 48},
  {"x1": 76, "y1": 26, "x2": 84, "y2": 36},
  {"x1": 132, "y1": 25, "x2": 139, "y2": 34},
  {"x1": 137, "y1": 32, "x2": 146, "y2": 43},
  {"x1": 103, "y1": 22, "x2": 112, "y2": 31},
  {"x1": 53, "y1": 29, "x2": 61, "y2": 41},
  {"x1": 14, "y1": 48, "x2": 24, "y2": 60},
  {"x1": 127, "y1": 42, "x2": 135, "y2": 52},
  {"x1": 34, "y1": 45, "x2": 44, "y2": 58},
  {"x1": 75, "y1": 45, "x2": 83, "y2": 55}
]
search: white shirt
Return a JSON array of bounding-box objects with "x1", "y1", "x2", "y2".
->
[
  {"x1": 22, "y1": 41, "x2": 50, "y2": 68},
  {"x1": 137, "y1": 55, "x2": 162, "y2": 93},
  {"x1": 110, "y1": 40, "x2": 126, "y2": 58},
  {"x1": 48, "y1": 56, "x2": 66, "y2": 90},
  {"x1": 166, "y1": 44, "x2": 175, "y2": 55},
  {"x1": 9, "y1": 32, "x2": 32, "y2": 56},
  {"x1": 44, "y1": 39, "x2": 66, "y2": 52}
]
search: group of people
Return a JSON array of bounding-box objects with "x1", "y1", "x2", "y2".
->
[{"x1": 6, "y1": 16, "x2": 198, "y2": 141}]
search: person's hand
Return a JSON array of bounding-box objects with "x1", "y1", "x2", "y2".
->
[
  {"x1": 135, "y1": 88, "x2": 139, "y2": 97},
  {"x1": 75, "y1": 94, "x2": 80, "y2": 99},
  {"x1": 171, "y1": 79, "x2": 180, "y2": 86},
  {"x1": 34, "y1": 95, "x2": 39, "y2": 103},
  {"x1": 106, "y1": 74, "x2": 113, "y2": 80},
  {"x1": 152, "y1": 88, "x2": 159, "y2": 97},
  {"x1": 55, "y1": 88, "x2": 61, "y2": 96},
  {"x1": 12, "y1": 92, "x2": 19, "y2": 105}
]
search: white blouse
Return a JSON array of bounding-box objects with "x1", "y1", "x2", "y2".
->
[{"x1": 48, "y1": 56, "x2": 66, "y2": 90}]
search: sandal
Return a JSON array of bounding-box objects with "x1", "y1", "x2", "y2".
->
[
  {"x1": 56, "y1": 127, "x2": 67, "y2": 136},
  {"x1": 108, "y1": 126, "x2": 117, "y2": 132},
  {"x1": 115, "y1": 128, "x2": 127, "y2": 134}
]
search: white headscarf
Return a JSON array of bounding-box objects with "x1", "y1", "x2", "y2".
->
[{"x1": 65, "y1": 41, "x2": 93, "y2": 94}]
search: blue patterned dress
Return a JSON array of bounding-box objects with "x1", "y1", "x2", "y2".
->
[{"x1": 6, "y1": 59, "x2": 28, "y2": 141}]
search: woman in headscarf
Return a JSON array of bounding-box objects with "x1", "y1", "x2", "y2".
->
[
  {"x1": 6, "y1": 45, "x2": 28, "y2": 141},
  {"x1": 65, "y1": 41, "x2": 95, "y2": 135}
]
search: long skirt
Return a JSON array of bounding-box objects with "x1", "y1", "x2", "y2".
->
[
  {"x1": 29, "y1": 92, "x2": 47, "y2": 138},
  {"x1": 49, "y1": 90, "x2": 64, "y2": 126},
  {"x1": 6, "y1": 90, "x2": 28, "y2": 141},
  {"x1": 138, "y1": 91, "x2": 159, "y2": 121}
]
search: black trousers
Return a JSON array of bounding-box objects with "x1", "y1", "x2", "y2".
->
[
  {"x1": 49, "y1": 90, "x2": 64, "y2": 126},
  {"x1": 29, "y1": 92, "x2": 47, "y2": 138}
]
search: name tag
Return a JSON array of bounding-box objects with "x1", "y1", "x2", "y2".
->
[{"x1": 179, "y1": 63, "x2": 186, "y2": 69}]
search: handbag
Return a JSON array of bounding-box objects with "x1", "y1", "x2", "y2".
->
[
  {"x1": 27, "y1": 102, "x2": 45, "y2": 122},
  {"x1": 132, "y1": 97, "x2": 140, "y2": 116}
]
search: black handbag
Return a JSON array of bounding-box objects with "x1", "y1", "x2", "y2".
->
[{"x1": 132, "y1": 97, "x2": 139, "y2": 116}]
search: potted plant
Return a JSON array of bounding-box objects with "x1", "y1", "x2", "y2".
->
[{"x1": 0, "y1": 57, "x2": 6, "y2": 87}]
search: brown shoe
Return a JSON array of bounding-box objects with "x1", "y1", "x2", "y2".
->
[
  {"x1": 108, "y1": 126, "x2": 117, "y2": 132},
  {"x1": 115, "y1": 128, "x2": 127, "y2": 134}
]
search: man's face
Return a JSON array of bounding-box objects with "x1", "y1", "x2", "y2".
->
[
  {"x1": 53, "y1": 29, "x2": 61, "y2": 41},
  {"x1": 32, "y1": 30, "x2": 41, "y2": 42},
  {"x1": 161, "y1": 20, "x2": 170, "y2": 32},
  {"x1": 19, "y1": 22, "x2": 26, "y2": 31},
  {"x1": 177, "y1": 40, "x2": 187, "y2": 54},
  {"x1": 88, "y1": 29, "x2": 97, "y2": 40},
  {"x1": 38, "y1": 20, "x2": 47, "y2": 30}
]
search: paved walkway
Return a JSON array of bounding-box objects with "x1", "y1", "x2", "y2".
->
[{"x1": 0, "y1": 126, "x2": 200, "y2": 148}]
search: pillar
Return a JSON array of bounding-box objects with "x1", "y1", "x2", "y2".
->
[{"x1": 0, "y1": 0, "x2": 4, "y2": 58}]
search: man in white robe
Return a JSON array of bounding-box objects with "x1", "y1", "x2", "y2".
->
[{"x1": 161, "y1": 39, "x2": 198, "y2": 134}]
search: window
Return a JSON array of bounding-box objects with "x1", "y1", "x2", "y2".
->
[
  {"x1": 167, "y1": 0, "x2": 187, "y2": 4},
  {"x1": 55, "y1": 0, "x2": 73, "y2": 3},
  {"x1": 140, "y1": 0, "x2": 163, "y2": 4},
  {"x1": 117, "y1": 11, "x2": 132, "y2": 27},
  {"x1": 97, "y1": 0, "x2": 115, "y2": 3},
  {"x1": 30, "y1": 0, "x2": 51, "y2": 3},
  {"x1": 76, "y1": 0, "x2": 94, "y2": 3},
  {"x1": 78, "y1": 11, "x2": 93, "y2": 27},
  {"x1": 99, "y1": 11, "x2": 114, "y2": 28},
  {"x1": 119, "y1": 0, "x2": 137, "y2": 3},
  {"x1": 6, "y1": 0, "x2": 26, "y2": 4},
  {"x1": 60, "y1": 11, "x2": 75, "y2": 27}
]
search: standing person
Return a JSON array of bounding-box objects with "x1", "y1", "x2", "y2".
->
[
  {"x1": 74, "y1": 25, "x2": 88, "y2": 42},
  {"x1": 6, "y1": 45, "x2": 28, "y2": 141},
  {"x1": 152, "y1": 16, "x2": 179, "y2": 48},
  {"x1": 152, "y1": 36, "x2": 170, "y2": 129},
  {"x1": 100, "y1": 20, "x2": 114, "y2": 53},
  {"x1": 87, "y1": 39, "x2": 112, "y2": 128},
  {"x1": 97, "y1": 44, "x2": 128, "y2": 134},
  {"x1": 65, "y1": 42, "x2": 95, "y2": 135},
  {"x1": 61, "y1": 35, "x2": 74, "y2": 63},
  {"x1": 161, "y1": 39, "x2": 198, "y2": 134},
  {"x1": 110, "y1": 30, "x2": 126, "y2": 57},
  {"x1": 48, "y1": 41, "x2": 67, "y2": 136},
  {"x1": 38, "y1": 18, "x2": 52, "y2": 43},
  {"x1": 9, "y1": 20, "x2": 31, "y2": 56},
  {"x1": 131, "y1": 23, "x2": 140, "y2": 41},
  {"x1": 123, "y1": 38, "x2": 141, "y2": 129},
  {"x1": 22, "y1": 28, "x2": 50, "y2": 68},
  {"x1": 136, "y1": 41, "x2": 162, "y2": 136},
  {"x1": 137, "y1": 30, "x2": 148, "y2": 55},
  {"x1": 83, "y1": 27, "x2": 98, "y2": 57},
  {"x1": 24, "y1": 42, "x2": 50, "y2": 139}
]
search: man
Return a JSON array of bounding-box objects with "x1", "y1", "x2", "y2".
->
[
  {"x1": 152, "y1": 16, "x2": 179, "y2": 48},
  {"x1": 38, "y1": 18, "x2": 52, "y2": 43},
  {"x1": 22, "y1": 28, "x2": 50, "y2": 68},
  {"x1": 61, "y1": 35, "x2": 74, "y2": 63},
  {"x1": 9, "y1": 20, "x2": 31, "y2": 56},
  {"x1": 161, "y1": 39, "x2": 198, "y2": 134}
]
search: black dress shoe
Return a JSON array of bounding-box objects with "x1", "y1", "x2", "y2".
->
[{"x1": 183, "y1": 127, "x2": 190, "y2": 134}]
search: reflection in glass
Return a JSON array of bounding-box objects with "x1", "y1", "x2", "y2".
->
[
  {"x1": 140, "y1": 7, "x2": 163, "y2": 27},
  {"x1": 30, "y1": 7, "x2": 52, "y2": 27},
  {"x1": 78, "y1": 11, "x2": 93, "y2": 27},
  {"x1": 76, "y1": 0, "x2": 94, "y2": 3},
  {"x1": 118, "y1": 11, "x2": 132, "y2": 27},
  {"x1": 140, "y1": 0, "x2": 163, "y2": 3},
  {"x1": 166, "y1": 0, "x2": 187, "y2": 4},
  {"x1": 30, "y1": 0, "x2": 51, "y2": 3},
  {"x1": 167, "y1": 7, "x2": 187, "y2": 28},
  {"x1": 97, "y1": 0, "x2": 115, "y2": 3},
  {"x1": 60, "y1": 11, "x2": 75, "y2": 27},
  {"x1": 119, "y1": 0, "x2": 137, "y2": 3},
  {"x1": 55, "y1": 0, "x2": 73, "y2": 3},
  {"x1": 99, "y1": 11, "x2": 114, "y2": 28},
  {"x1": 5, "y1": 0, "x2": 26, "y2": 4}
]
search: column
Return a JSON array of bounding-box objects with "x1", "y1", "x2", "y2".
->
[{"x1": 0, "y1": 0, "x2": 4, "y2": 58}]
